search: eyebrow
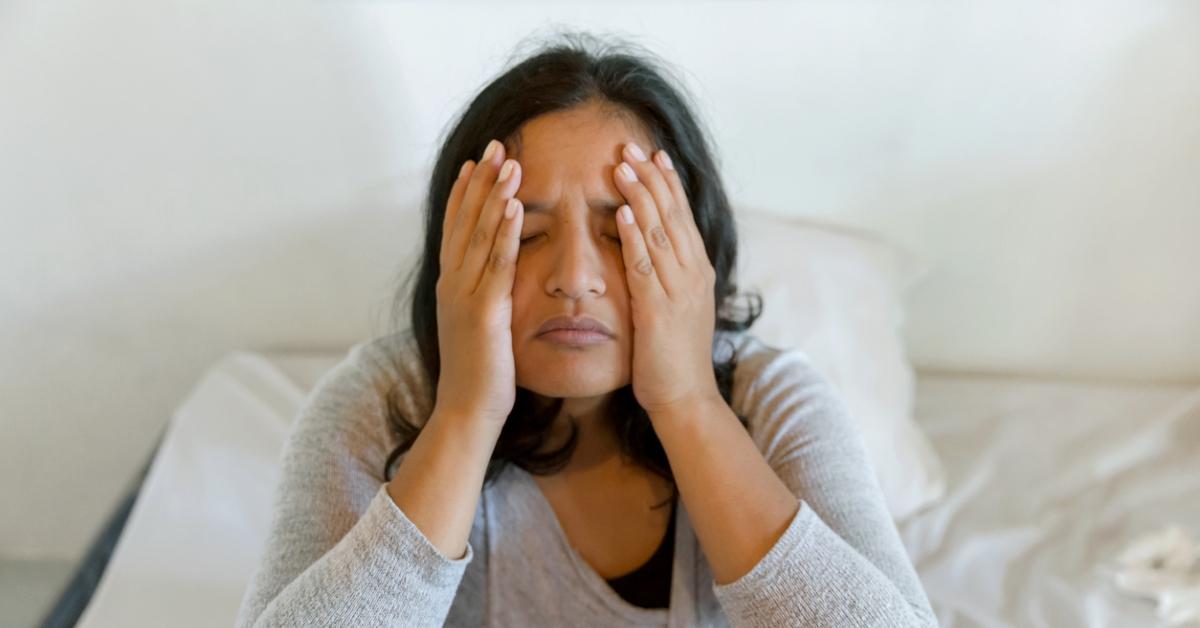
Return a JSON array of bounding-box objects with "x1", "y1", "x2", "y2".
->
[{"x1": 521, "y1": 199, "x2": 622, "y2": 216}]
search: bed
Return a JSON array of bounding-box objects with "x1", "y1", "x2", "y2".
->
[
  {"x1": 10, "y1": 3, "x2": 1200, "y2": 625},
  {"x1": 45, "y1": 347, "x2": 1200, "y2": 627}
]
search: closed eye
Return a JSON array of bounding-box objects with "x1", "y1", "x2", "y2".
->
[{"x1": 518, "y1": 234, "x2": 622, "y2": 246}]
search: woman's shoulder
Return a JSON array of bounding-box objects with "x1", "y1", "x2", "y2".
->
[
  {"x1": 350, "y1": 327, "x2": 425, "y2": 383},
  {"x1": 719, "y1": 330, "x2": 855, "y2": 449},
  {"x1": 354, "y1": 327, "x2": 435, "y2": 417},
  {"x1": 301, "y1": 328, "x2": 434, "y2": 434},
  {"x1": 718, "y1": 330, "x2": 831, "y2": 402}
]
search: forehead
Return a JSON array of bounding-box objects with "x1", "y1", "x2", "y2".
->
[{"x1": 506, "y1": 102, "x2": 655, "y2": 204}]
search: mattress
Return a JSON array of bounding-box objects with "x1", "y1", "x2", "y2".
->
[{"x1": 58, "y1": 350, "x2": 1200, "y2": 627}]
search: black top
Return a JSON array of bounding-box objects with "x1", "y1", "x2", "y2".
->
[{"x1": 604, "y1": 499, "x2": 676, "y2": 609}]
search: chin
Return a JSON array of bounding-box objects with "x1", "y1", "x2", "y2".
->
[
  {"x1": 520, "y1": 380, "x2": 618, "y2": 400},
  {"x1": 514, "y1": 342, "x2": 627, "y2": 398}
]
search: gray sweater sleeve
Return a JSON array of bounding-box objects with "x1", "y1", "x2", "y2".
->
[
  {"x1": 234, "y1": 340, "x2": 472, "y2": 628},
  {"x1": 711, "y1": 345, "x2": 938, "y2": 627}
]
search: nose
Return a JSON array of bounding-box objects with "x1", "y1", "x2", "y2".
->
[{"x1": 544, "y1": 222, "x2": 608, "y2": 301}]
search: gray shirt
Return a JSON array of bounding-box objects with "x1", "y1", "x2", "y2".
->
[{"x1": 235, "y1": 328, "x2": 938, "y2": 627}]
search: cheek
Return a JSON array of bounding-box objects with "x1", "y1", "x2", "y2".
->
[
  {"x1": 608, "y1": 256, "x2": 631, "y2": 301},
  {"x1": 510, "y1": 267, "x2": 534, "y2": 324}
]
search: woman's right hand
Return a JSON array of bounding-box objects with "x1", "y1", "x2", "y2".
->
[{"x1": 433, "y1": 138, "x2": 525, "y2": 425}]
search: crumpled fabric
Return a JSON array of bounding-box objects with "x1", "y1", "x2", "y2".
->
[{"x1": 1107, "y1": 524, "x2": 1200, "y2": 626}]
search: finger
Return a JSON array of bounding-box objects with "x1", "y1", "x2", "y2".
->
[
  {"x1": 477, "y1": 196, "x2": 524, "y2": 298},
  {"x1": 615, "y1": 203, "x2": 667, "y2": 302},
  {"x1": 614, "y1": 159, "x2": 683, "y2": 297},
  {"x1": 463, "y1": 158, "x2": 521, "y2": 291},
  {"x1": 440, "y1": 159, "x2": 475, "y2": 271},
  {"x1": 654, "y1": 149, "x2": 707, "y2": 263},
  {"x1": 622, "y1": 142, "x2": 693, "y2": 265},
  {"x1": 448, "y1": 139, "x2": 505, "y2": 271}
]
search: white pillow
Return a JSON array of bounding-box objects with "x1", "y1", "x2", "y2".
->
[{"x1": 733, "y1": 206, "x2": 945, "y2": 522}]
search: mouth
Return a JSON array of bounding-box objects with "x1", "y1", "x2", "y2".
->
[
  {"x1": 536, "y1": 315, "x2": 615, "y2": 346},
  {"x1": 538, "y1": 329, "x2": 614, "y2": 346}
]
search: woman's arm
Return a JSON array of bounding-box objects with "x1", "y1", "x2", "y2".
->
[
  {"x1": 234, "y1": 341, "x2": 486, "y2": 628},
  {"x1": 651, "y1": 345, "x2": 938, "y2": 628},
  {"x1": 387, "y1": 405, "x2": 504, "y2": 562}
]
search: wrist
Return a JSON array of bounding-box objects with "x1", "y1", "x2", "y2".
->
[
  {"x1": 646, "y1": 390, "x2": 726, "y2": 425},
  {"x1": 428, "y1": 406, "x2": 506, "y2": 443}
]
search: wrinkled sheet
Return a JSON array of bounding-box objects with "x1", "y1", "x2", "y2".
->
[
  {"x1": 901, "y1": 373, "x2": 1200, "y2": 627},
  {"x1": 75, "y1": 350, "x2": 1200, "y2": 627}
]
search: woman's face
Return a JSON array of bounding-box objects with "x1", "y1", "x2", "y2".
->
[{"x1": 506, "y1": 102, "x2": 656, "y2": 406}]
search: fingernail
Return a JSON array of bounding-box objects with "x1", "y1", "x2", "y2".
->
[
  {"x1": 458, "y1": 160, "x2": 472, "y2": 178},
  {"x1": 657, "y1": 150, "x2": 674, "y2": 171},
  {"x1": 498, "y1": 159, "x2": 515, "y2": 182},
  {"x1": 620, "y1": 205, "x2": 634, "y2": 224},
  {"x1": 619, "y1": 162, "x2": 637, "y2": 182},
  {"x1": 483, "y1": 139, "x2": 500, "y2": 163},
  {"x1": 625, "y1": 142, "x2": 647, "y2": 162},
  {"x1": 505, "y1": 197, "x2": 519, "y2": 220}
]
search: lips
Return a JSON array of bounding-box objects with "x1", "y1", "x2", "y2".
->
[{"x1": 536, "y1": 314, "x2": 614, "y2": 337}]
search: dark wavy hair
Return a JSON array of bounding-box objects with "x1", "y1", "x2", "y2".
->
[{"x1": 381, "y1": 30, "x2": 762, "y2": 511}]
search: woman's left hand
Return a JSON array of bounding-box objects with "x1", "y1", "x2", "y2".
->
[{"x1": 612, "y1": 141, "x2": 721, "y2": 418}]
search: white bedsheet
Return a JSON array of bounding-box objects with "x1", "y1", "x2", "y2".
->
[
  {"x1": 900, "y1": 373, "x2": 1200, "y2": 627},
  {"x1": 76, "y1": 350, "x2": 1200, "y2": 627}
]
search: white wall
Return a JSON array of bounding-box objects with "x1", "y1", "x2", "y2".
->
[{"x1": 2, "y1": 0, "x2": 1197, "y2": 561}]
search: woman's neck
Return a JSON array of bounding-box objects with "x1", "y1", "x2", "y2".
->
[{"x1": 539, "y1": 393, "x2": 624, "y2": 474}]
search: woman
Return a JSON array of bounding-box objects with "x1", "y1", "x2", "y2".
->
[{"x1": 237, "y1": 32, "x2": 937, "y2": 627}]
